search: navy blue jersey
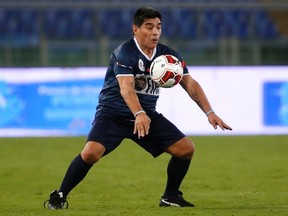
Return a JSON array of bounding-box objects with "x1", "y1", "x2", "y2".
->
[{"x1": 95, "y1": 38, "x2": 189, "y2": 119}]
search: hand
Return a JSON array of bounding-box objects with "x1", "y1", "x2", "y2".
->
[
  {"x1": 208, "y1": 113, "x2": 232, "y2": 131},
  {"x1": 133, "y1": 113, "x2": 151, "y2": 139}
]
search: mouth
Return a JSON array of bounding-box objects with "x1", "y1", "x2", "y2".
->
[{"x1": 151, "y1": 38, "x2": 158, "y2": 43}]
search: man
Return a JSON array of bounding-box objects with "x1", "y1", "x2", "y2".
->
[{"x1": 44, "y1": 6, "x2": 232, "y2": 209}]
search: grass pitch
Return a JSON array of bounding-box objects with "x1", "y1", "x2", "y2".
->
[{"x1": 0, "y1": 135, "x2": 287, "y2": 216}]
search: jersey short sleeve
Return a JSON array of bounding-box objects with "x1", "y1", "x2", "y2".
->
[{"x1": 112, "y1": 42, "x2": 137, "y2": 77}]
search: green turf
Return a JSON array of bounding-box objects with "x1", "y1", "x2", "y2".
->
[{"x1": 0, "y1": 135, "x2": 287, "y2": 216}]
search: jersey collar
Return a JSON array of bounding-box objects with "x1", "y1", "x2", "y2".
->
[{"x1": 133, "y1": 37, "x2": 157, "y2": 61}]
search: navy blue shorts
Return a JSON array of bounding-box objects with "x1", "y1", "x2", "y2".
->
[{"x1": 87, "y1": 113, "x2": 185, "y2": 157}]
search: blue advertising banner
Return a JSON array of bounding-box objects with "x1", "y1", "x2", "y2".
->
[
  {"x1": 263, "y1": 82, "x2": 288, "y2": 126},
  {"x1": 0, "y1": 79, "x2": 103, "y2": 135},
  {"x1": 1, "y1": 66, "x2": 288, "y2": 137}
]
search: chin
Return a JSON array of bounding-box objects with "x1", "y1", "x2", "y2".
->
[{"x1": 150, "y1": 42, "x2": 158, "y2": 48}]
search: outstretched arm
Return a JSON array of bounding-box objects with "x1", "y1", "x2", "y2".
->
[{"x1": 180, "y1": 75, "x2": 232, "y2": 131}]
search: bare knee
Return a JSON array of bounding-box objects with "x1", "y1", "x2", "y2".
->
[
  {"x1": 177, "y1": 141, "x2": 195, "y2": 160},
  {"x1": 81, "y1": 141, "x2": 106, "y2": 164},
  {"x1": 166, "y1": 137, "x2": 195, "y2": 160},
  {"x1": 184, "y1": 142, "x2": 195, "y2": 159}
]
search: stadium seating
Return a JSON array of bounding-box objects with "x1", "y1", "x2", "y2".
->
[
  {"x1": 43, "y1": 9, "x2": 95, "y2": 39},
  {"x1": 98, "y1": 9, "x2": 134, "y2": 39},
  {"x1": 254, "y1": 10, "x2": 278, "y2": 39},
  {"x1": 161, "y1": 9, "x2": 198, "y2": 39},
  {"x1": 0, "y1": 9, "x2": 39, "y2": 46},
  {"x1": 0, "y1": 7, "x2": 280, "y2": 45},
  {"x1": 202, "y1": 9, "x2": 251, "y2": 39}
]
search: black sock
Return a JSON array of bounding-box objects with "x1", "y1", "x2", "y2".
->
[
  {"x1": 163, "y1": 157, "x2": 191, "y2": 197},
  {"x1": 59, "y1": 154, "x2": 93, "y2": 198}
]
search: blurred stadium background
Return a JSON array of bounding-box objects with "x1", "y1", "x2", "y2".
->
[
  {"x1": 0, "y1": 0, "x2": 288, "y2": 67},
  {"x1": 0, "y1": 3, "x2": 287, "y2": 214}
]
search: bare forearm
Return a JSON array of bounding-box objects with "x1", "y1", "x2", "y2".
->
[
  {"x1": 118, "y1": 76, "x2": 144, "y2": 116},
  {"x1": 190, "y1": 81, "x2": 212, "y2": 113},
  {"x1": 121, "y1": 88, "x2": 143, "y2": 115},
  {"x1": 181, "y1": 75, "x2": 232, "y2": 130},
  {"x1": 117, "y1": 76, "x2": 151, "y2": 137},
  {"x1": 181, "y1": 76, "x2": 213, "y2": 114}
]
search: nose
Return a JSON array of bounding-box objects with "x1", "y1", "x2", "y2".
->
[{"x1": 153, "y1": 27, "x2": 161, "y2": 35}]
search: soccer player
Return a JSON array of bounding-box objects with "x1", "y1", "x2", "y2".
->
[{"x1": 44, "y1": 6, "x2": 232, "y2": 209}]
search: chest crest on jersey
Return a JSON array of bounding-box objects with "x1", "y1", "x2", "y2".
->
[
  {"x1": 134, "y1": 74, "x2": 159, "y2": 96},
  {"x1": 134, "y1": 75, "x2": 147, "y2": 91},
  {"x1": 138, "y1": 59, "x2": 145, "y2": 72}
]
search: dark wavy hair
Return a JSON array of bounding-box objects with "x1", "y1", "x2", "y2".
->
[{"x1": 133, "y1": 7, "x2": 162, "y2": 27}]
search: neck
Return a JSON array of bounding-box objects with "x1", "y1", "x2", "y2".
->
[
  {"x1": 143, "y1": 50, "x2": 153, "y2": 58},
  {"x1": 133, "y1": 38, "x2": 156, "y2": 60}
]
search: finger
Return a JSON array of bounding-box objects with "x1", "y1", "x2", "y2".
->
[
  {"x1": 215, "y1": 120, "x2": 224, "y2": 130},
  {"x1": 213, "y1": 120, "x2": 224, "y2": 130},
  {"x1": 219, "y1": 121, "x2": 232, "y2": 131},
  {"x1": 133, "y1": 123, "x2": 138, "y2": 134},
  {"x1": 223, "y1": 123, "x2": 232, "y2": 130},
  {"x1": 139, "y1": 127, "x2": 145, "y2": 139},
  {"x1": 136, "y1": 124, "x2": 144, "y2": 139},
  {"x1": 219, "y1": 124, "x2": 225, "y2": 131},
  {"x1": 139, "y1": 126, "x2": 143, "y2": 138},
  {"x1": 212, "y1": 121, "x2": 218, "y2": 130},
  {"x1": 144, "y1": 124, "x2": 150, "y2": 135}
]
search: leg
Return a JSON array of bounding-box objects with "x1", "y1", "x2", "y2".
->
[
  {"x1": 59, "y1": 141, "x2": 105, "y2": 198},
  {"x1": 44, "y1": 116, "x2": 128, "y2": 209},
  {"x1": 164, "y1": 137, "x2": 195, "y2": 197},
  {"x1": 159, "y1": 137, "x2": 195, "y2": 207},
  {"x1": 166, "y1": 136, "x2": 195, "y2": 160}
]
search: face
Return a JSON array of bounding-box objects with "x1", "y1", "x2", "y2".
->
[{"x1": 133, "y1": 18, "x2": 162, "y2": 53}]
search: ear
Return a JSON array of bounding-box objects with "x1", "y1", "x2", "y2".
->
[{"x1": 132, "y1": 25, "x2": 138, "y2": 35}]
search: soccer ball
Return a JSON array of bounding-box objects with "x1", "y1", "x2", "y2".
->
[{"x1": 150, "y1": 54, "x2": 183, "y2": 88}]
